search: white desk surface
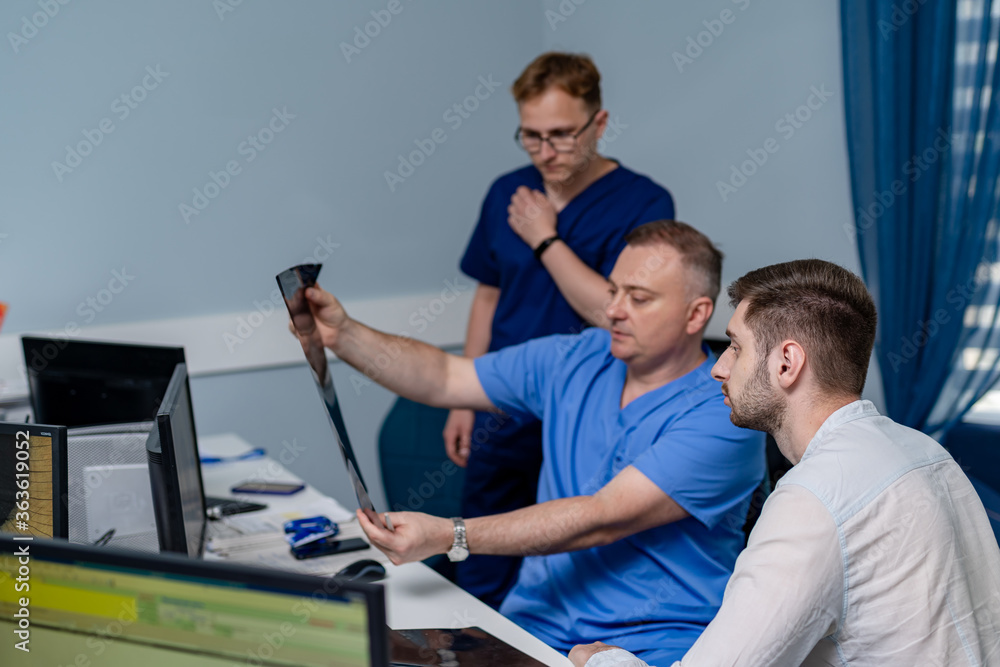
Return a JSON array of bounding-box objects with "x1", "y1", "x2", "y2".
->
[{"x1": 199, "y1": 433, "x2": 572, "y2": 667}]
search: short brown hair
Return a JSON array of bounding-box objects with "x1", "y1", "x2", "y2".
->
[
  {"x1": 728, "y1": 260, "x2": 877, "y2": 396},
  {"x1": 512, "y1": 52, "x2": 601, "y2": 110},
  {"x1": 625, "y1": 220, "x2": 723, "y2": 302}
]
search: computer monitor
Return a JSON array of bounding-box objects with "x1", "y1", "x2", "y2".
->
[
  {"x1": 0, "y1": 535, "x2": 389, "y2": 666},
  {"x1": 0, "y1": 422, "x2": 68, "y2": 539},
  {"x1": 22, "y1": 336, "x2": 185, "y2": 428},
  {"x1": 145, "y1": 363, "x2": 206, "y2": 557}
]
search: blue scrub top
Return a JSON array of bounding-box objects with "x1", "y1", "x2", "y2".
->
[
  {"x1": 474, "y1": 329, "x2": 766, "y2": 664},
  {"x1": 460, "y1": 163, "x2": 675, "y2": 352}
]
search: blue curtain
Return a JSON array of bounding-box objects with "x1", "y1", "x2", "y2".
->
[{"x1": 841, "y1": 0, "x2": 1000, "y2": 435}]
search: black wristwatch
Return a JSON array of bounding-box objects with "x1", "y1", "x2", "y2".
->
[{"x1": 533, "y1": 235, "x2": 562, "y2": 260}]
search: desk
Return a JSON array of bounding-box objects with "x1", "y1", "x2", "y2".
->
[{"x1": 200, "y1": 433, "x2": 572, "y2": 667}]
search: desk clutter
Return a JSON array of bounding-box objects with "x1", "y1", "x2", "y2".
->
[
  {"x1": 0, "y1": 332, "x2": 570, "y2": 665},
  {"x1": 1, "y1": 334, "x2": 395, "y2": 664}
]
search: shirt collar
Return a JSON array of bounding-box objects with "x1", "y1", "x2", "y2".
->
[
  {"x1": 616, "y1": 343, "x2": 720, "y2": 408},
  {"x1": 800, "y1": 399, "x2": 880, "y2": 461}
]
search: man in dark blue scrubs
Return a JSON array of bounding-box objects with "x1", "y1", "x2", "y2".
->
[{"x1": 444, "y1": 52, "x2": 675, "y2": 609}]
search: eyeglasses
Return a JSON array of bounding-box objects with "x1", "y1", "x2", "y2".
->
[{"x1": 514, "y1": 110, "x2": 599, "y2": 154}]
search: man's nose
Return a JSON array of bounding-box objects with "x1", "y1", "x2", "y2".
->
[
  {"x1": 605, "y1": 293, "x2": 624, "y2": 320},
  {"x1": 710, "y1": 357, "x2": 728, "y2": 382},
  {"x1": 538, "y1": 139, "x2": 557, "y2": 160}
]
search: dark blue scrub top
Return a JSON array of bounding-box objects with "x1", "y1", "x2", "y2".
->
[{"x1": 460, "y1": 163, "x2": 675, "y2": 352}]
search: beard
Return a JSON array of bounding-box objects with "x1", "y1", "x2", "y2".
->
[{"x1": 726, "y1": 357, "x2": 787, "y2": 434}]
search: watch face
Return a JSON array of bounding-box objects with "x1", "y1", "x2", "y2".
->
[{"x1": 448, "y1": 546, "x2": 470, "y2": 562}]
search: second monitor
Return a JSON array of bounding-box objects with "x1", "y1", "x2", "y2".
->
[{"x1": 146, "y1": 362, "x2": 207, "y2": 557}]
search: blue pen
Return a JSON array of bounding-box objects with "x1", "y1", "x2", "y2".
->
[{"x1": 200, "y1": 448, "x2": 267, "y2": 465}]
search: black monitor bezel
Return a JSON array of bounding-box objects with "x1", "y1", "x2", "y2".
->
[
  {"x1": 21, "y1": 336, "x2": 186, "y2": 428},
  {"x1": 0, "y1": 422, "x2": 68, "y2": 539},
  {"x1": 145, "y1": 363, "x2": 207, "y2": 558},
  {"x1": 0, "y1": 535, "x2": 389, "y2": 666}
]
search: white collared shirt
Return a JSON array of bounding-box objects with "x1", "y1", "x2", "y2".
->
[{"x1": 588, "y1": 401, "x2": 1000, "y2": 666}]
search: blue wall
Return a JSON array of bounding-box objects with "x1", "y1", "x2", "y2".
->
[
  {"x1": 1, "y1": 0, "x2": 537, "y2": 332},
  {"x1": 2, "y1": 1, "x2": 882, "y2": 508}
]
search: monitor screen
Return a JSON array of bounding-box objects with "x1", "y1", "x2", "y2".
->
[
  {"x1": 145, "y1": 363, "x2": 206, "y2": 557},
  {"x1": 0, "y1": 422, "x2": 68, "y2": 539},
  {"x1": 22, "y1": 336, "x2": 185, "y2": 428},
  {"x1": 0, "y1": 535, "x2": 388, "y2": 666}
]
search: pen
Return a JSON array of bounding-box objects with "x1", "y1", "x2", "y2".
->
[
  {"x1": 94, "y1": 529, "x2": 115, "y2": 546},
  {"x1": 200, "y1": 448, "x2": 267, "y2": 464}
]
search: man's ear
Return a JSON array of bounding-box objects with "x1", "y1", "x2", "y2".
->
[
  {"x1": 592, "y1": 108, "x2": 610, "y2": 139},
  {"x1": 686, "y1": 297, "x2": 714, "y2": 335},
  {"x1": 774, "y1": 339, "x2": 806, "y2": 389}
]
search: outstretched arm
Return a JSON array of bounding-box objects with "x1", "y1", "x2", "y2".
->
[
  {"x1": 357, "y1": 465, "x2": 689, "y2": 564},
  {"x1": 297, "y1": 284, "x2": 494, "y2": 411}
]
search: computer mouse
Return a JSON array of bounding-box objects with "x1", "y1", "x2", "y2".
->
[{"x1": 335, "y1": 558, "x2": 386, "y2": 583}]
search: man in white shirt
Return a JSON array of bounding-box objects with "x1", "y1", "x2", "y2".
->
[{"x1": 571, "y1": 259, "x2": 1000, "y2": 667}]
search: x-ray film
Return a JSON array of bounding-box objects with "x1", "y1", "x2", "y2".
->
[{"x1": 277, "y1": 264, "x2": 392, "y2": 531}]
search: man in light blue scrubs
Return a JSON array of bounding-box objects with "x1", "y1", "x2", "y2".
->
[{"x1": 297, "y1": 221, "x2": 765, "y2": 666}]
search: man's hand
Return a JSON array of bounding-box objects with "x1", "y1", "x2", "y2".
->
[
  {"x1": 299, "y1": 284, "x2": 350, "y2": 348},
  {"x1": 508, "y1": 186, "x2": 558, "y2": 249},
  {"x1": 356, "y1": 509, "x2": 454, "y2": 565},
  {"x1": 286, "y1": 283, "x2": 350, "y2": 344},
  {"x1": 443, "y1": 409, "x2": 475, "y2": 467},
  {"x1": 569, "y1": 642, "x2": 621, "y2": 666},
  {"x1": 285, "y1": 283, "x2": 351, "y2": 384}
]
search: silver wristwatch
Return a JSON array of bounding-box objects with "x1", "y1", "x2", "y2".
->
[{"x1": 447, "y1": 517, "x2": 469, "y2": 562}]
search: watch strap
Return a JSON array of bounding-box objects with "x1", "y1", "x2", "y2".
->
[
  {"x1": 450, "y1": 517, "x2": 467, "y2": 549},
  {"x1": 447, "y1": 517, "x2": 469, "y2": 561},
  {"x1": 533, "y1": 235, "x2": 562, "y2": 260}
]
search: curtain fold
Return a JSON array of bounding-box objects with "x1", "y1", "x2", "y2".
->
[{"x1": 841, "y1": 0, "x2": 1000, "y2": 434}]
